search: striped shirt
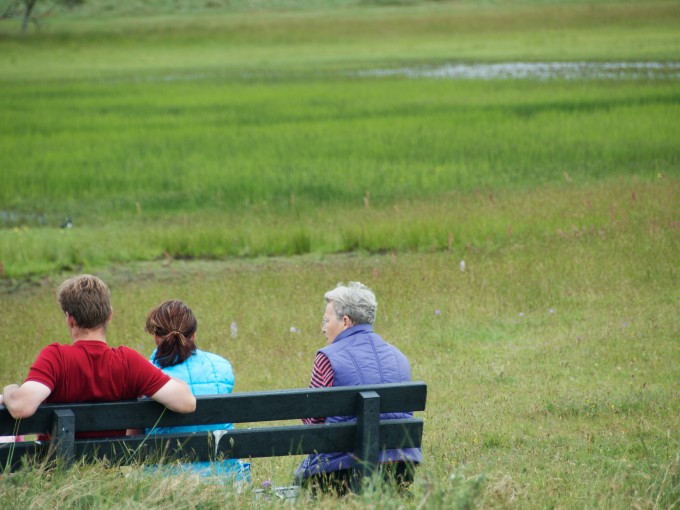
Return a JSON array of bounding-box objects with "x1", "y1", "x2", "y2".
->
[{"x1": 302, "y1": 352, "x2": 334, "y2": 425}]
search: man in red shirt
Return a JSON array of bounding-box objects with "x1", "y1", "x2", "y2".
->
[{"x1": 1, "y1": 274, "x2": 195, "y2": 429}]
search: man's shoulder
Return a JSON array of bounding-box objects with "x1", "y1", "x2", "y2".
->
[
  {"x1": 35, "y1": 341, "x2": 68, "y2": 357},
  {"x1": 109, "y1": 344, "x2": 143, "y2": 356},
  {"x1": 108, "y1": 345, "x2": 158, "y2": 369},
  {"x1": 42, "y1": 341, "x2": 67, "y2": 349}
]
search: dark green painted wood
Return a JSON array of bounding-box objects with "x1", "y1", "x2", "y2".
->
[
  {"x1": 0, "y1": 382, "x2": 426, "y2": 434},
  {"x1": 0, "y1": 382, "x2": 426, "y2": 474},
  {"x1": 353, "y1": 391, "x2": 380, "y2": 491},
  {"x1": 67, "y1": 419, "x2": 422, "y2": 462},
  {"x1": 50, "y1": 409, "x2": 75, "y2": 467},
  {"x1": 356, "y1": 392, "x2": 381, "y2": 466}
]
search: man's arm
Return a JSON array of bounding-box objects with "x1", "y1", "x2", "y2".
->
[
  {"x1": 2, "y1": 382, "x2": 52, "y2": 419},
  {"x1": 149, "y1": 377, "x2": 196, "y2": 414}
]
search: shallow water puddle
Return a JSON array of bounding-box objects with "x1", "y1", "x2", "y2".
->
[{"x1": 358, "y1": 62, "x2": 680, "y2": 80}]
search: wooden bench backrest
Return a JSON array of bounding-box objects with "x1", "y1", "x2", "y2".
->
[{"x1": 1, "y1": 382, "x2": 427, "y2": 477}]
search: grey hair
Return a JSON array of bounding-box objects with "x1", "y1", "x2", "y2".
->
[{"x1": 325, "y1": 281, "x2": 377, "y2": 325}]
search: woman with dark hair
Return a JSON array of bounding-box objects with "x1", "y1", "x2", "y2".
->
[{"x1": 145, "y1": 300, "x2": 249, "y2": 482}]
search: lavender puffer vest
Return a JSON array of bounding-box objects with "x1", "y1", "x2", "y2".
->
[{"x1": 295, "y1": 324, "x2": 423, "y2": 480}]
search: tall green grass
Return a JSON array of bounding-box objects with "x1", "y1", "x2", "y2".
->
[
  {"x1": 2, "y1": 78, "x2": 678, "y2": 216},
  {"x1": 1, "y1": 177, "x2": 678, "y2": 279},
  {"x1": 1, "y1": 75, "x2": 678, "y2": 277}
]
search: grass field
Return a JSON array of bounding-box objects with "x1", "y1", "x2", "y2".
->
[
  {"x1": 1, "y1": 0, "x2": 679, "y2": 507},
  {"x1": 1, "y1": 209, "x2": 678, "y2": 507}
]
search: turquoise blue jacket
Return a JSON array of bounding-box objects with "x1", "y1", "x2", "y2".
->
[
  {"x1": 149, "y1": 348, "x2": 234, "y2": 434},
  {"x1": 148, "y1": 348, "x2": 249, "y2": 481}
]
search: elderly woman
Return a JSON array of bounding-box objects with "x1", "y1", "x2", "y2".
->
[
  {"x1": 295, "y1": 282, "x2": 422, "y2": 495},
  {"x1": 144, "y1": 300, "x2": 249, "y2": 482}
]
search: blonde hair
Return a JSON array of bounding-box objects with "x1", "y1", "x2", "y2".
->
[{"x1": 57, "y1": 275, "x2": 111, "y2": 329}]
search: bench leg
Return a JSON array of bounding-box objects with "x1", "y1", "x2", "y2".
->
[
  {"x1": 48, "y1": 409, "x2": 75, "y2": 467},
  {"x1": 352, "y1": 391, "x2": 380, "y2": 493}
]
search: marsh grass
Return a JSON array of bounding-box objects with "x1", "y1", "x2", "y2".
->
[
  {"x1": 1, "y1": 74, "x2": 678, "y2": 278},
  {"x1": 0, "y1": 459, "x2": 253, "y2": 509},
  {"x1": 2, "y1": 78, "x2": 677, "y2": 217}
]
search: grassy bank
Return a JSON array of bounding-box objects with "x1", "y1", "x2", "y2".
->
[
  {"x1": 1, "y1": 210, "x2": 678, "y2": 506},
  {"x1": 1, "y1": 176, "x2": 678, "y2": 279}
]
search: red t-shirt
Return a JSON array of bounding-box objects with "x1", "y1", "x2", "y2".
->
[{"x1": 26, "y1": 340, "x2": 171, "y2": 438}]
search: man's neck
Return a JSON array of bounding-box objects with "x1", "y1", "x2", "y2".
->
[{"x1": 71, "y1": 327, "x2": 107, "y2": 343}]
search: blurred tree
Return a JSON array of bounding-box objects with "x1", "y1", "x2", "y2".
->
[{"x1": 1, "y1": 0, "x2": 83, "y2": 34}]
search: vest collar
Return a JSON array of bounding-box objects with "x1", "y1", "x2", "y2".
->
[{"x1": 333, "y1": 323, "x2": 373, "y2": 344}]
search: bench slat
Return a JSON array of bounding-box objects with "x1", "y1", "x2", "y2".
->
[
  {"x1": 1, "y1": 419, "x2": 422, "y2": 470},
  {"x1": 75, "y1": 419, "x2": 423, "y2": 461},
  {"x1": 1, "y1": 382, "x2": 427, "y2": 434}
]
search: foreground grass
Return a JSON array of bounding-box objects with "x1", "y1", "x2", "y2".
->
[{"x1": 1, "y1": 178, "x2": 678, "y2": 507}]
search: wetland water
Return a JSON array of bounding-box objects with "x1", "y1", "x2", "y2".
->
[
  {"x1": 358, "y1": 62, "x2": 680, "y2": 80},
  {"x1": 105, "y1": 62, "x2": 680, "y2": 84}
]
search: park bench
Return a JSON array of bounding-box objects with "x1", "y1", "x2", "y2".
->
[{"x1": 1, "y1": 381, "x2": 426, "y2": 491}]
